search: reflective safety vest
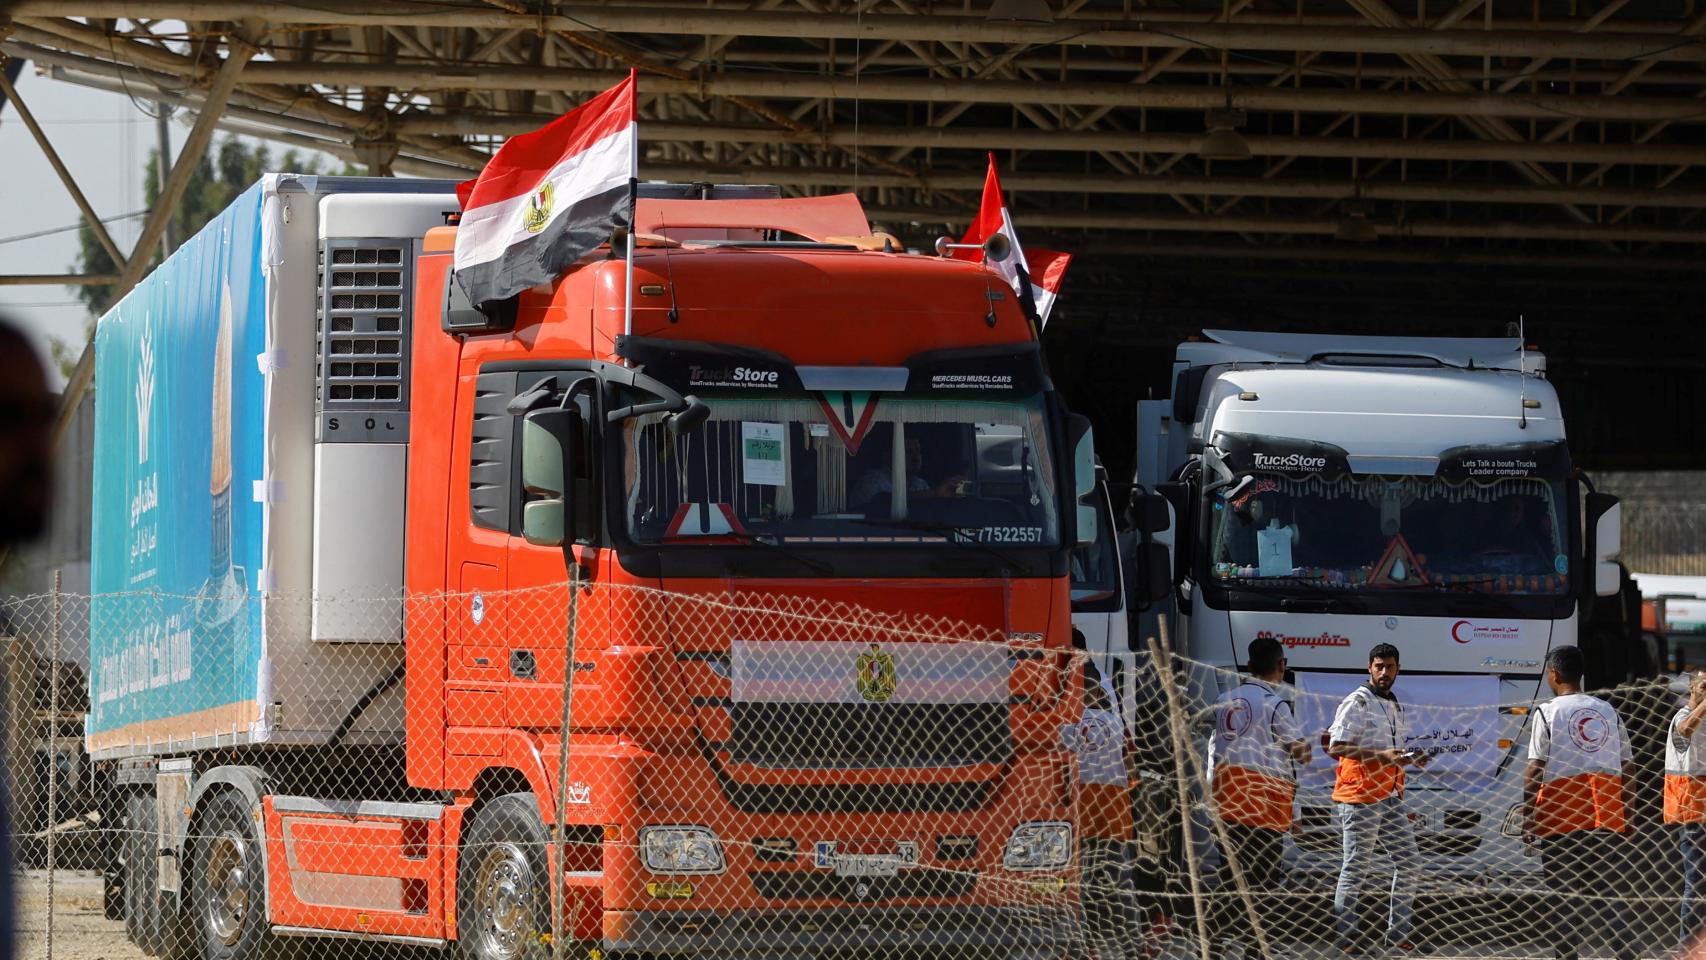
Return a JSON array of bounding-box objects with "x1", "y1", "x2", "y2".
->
[
  {"x1": 1208, "y1": 679, "x2": 1302, "y2": 831},
  {"x1": 1665, "y1": 707, "x2": 1706, "y2": 824},
  {"x1": 1064, "y1": 663, "x2": 1134, "y2": 840},
  {"x1": 1329, "y1": 685, "x2": 1406, "y2": 805},
  {"x1": 1530, "y1": 692, "x2": 1630, "y2": 837}
]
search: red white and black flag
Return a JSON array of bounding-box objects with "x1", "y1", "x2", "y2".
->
[
  {"x1": 454, "y1": 71, "x2": 637, "y2": 308},
  {"x1": 951, "y1": 154, "x2": 1072, "y2": 327}
]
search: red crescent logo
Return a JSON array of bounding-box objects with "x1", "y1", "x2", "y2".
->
[
  {"x1": 1452, "y1": 620, "x2": 1472, "y2": 644},
  {"x1": 1566, "y1": 708, "x2": 1607, "y2": 752}
]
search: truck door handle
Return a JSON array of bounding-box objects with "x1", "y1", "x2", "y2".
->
[{"x1": 509, "y1": 650, "x2": 537, "y2": 680}]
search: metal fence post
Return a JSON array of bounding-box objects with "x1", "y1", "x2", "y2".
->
[
  {"x1": 552, "y1": 562, "x2": 584, "y2": 960},
  {"x1": 46, "y1": 568, "x2": 60, "y2": 960}
]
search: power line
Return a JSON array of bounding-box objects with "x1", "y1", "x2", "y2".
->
[{"x1": 0, "y1": 209, "x2": 149, "y2": 247}]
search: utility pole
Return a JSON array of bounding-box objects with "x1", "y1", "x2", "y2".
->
[{"x1": 156, "y1": 102, "x2": 176, "y2": 259}]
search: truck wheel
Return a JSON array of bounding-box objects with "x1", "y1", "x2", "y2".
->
[
  {"x1": 457, "y1": 792, "x2": 595, "y2": 960},
  {"x1": 188, "y1": 790, "x2": 278, "y2": 960},
  {"x1": 123, "y1": 792, "x2": 168, "y2": 956}
]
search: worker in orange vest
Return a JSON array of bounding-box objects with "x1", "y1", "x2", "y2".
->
[
  {"x1": 1327, "y1": 643, "x2": 1428, "y2": 957},
  {"x1": 1206, "y1": 635, "x2": 1309, "y2": 955},
  {"x1": 1523, "y1": 644, "x2": 1634, "y2": 960},
  {"x1": 1664, "y1": 671, "x2": 1706, "y2": 950}
]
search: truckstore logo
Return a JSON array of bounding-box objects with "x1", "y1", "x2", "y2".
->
[
  {"x1": 688, "y1": 364, "x2": 781, "y2": 388},
  {"x1": 1252, "y1": 452, "x2": 1326, "y2": 471},
  {"x1": 1256, "y1": 629, "x2": 1351, "y2": 648},
  {"x1": 135, "y1": 322, "x2": 155, "y2": 465}
]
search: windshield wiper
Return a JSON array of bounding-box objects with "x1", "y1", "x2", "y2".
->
[
  {"x1": 722, "y1": 532, "x2": 836, "y2": 576},
  {"x1": 1392, "y1": 577, "x2": 1504, "y2": 593},
  {"x1": 1222, "y1": 574, "x2": 1334, "y2": 592},
  {"x1": 849, "y1": 519, "x2": 1024, "y2": 571},
  {"x1": 1220, "y1": 575, "x2": 1360, "y2": 610}
]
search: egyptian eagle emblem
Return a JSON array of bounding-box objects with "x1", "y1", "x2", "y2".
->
[
  {"x1": 523, "y1": 181, "x2": 554, "y2": 234},
  {"x1": 855, "y1": 644, "x2": 898, "y2": 703}
]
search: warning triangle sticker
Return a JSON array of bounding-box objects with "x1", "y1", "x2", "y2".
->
[
  {"x1": 1370, "y1": 533, "x2": 1427, "y2": 586},
  {"x1": 815, "y1": 392, "x2": 882, "y2": 455}
]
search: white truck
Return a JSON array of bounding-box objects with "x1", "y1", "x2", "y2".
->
[{"x1": 1130, "y1": 330, "x2": 1628, "y2": 881}]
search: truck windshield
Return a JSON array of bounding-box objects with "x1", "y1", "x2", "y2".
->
[
  {"x1": 1208, "y1": 472, "x2": 1569, "y2": 595},
  {"x1": 621, "y1": 394, "x2": 1060, "y2": 548}
]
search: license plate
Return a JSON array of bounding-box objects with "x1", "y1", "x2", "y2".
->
[
  {"x1": 832, "y1": 855, "x2": 903, "y2": 877},
  {"x1": 815, "y1": 840, "x2": 918, "y2": 876}
]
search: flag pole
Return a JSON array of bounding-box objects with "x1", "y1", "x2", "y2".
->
[
  {"x1": 623, "y1": 69, "x2": 639, "y2": 342},
  {"x1": 624, "y1": 176, "x2": 637, "y2": 340}
]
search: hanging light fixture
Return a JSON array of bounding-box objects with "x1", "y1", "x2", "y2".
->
[
  {"x1": 1199, "y1": 108, "x2": 1251, "y2": 162},
  {"x1": 1199, "y1": 52, "x2": 1250, "y2": 162},
  {"x1": 1335, "y1": 197, "x2": 1379, "y2": 243}
]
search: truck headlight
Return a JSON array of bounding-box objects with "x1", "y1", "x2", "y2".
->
[
  {"x1": 1003, "y1": 821, "x2": 1073, "y2": 871},
  {"x1": 639, "y1": 826, "x2": 725, "y2": 874}
]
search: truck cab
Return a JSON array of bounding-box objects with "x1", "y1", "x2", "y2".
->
[
  {"x1": 1135, "y1": 330, "x2": 1628, "y2": 880},
  {"x1": 406, "y1": 188, "x2": 1095, "y2": 955}
]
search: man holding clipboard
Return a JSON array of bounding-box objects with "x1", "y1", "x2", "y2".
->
[{"x1": 1327, "y1": 643, "x2": 1430, "y2": 956}]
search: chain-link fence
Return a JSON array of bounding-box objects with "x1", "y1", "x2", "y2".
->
[
  {"x1": 7, "y1": 582, "x2": 1706, "y2": 960},
  {"x1": 1598, "y1": 472, "x2": 1706, "y2": 578}
]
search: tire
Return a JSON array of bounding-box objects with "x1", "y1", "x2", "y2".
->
[
  {"x1": 188, "y1": 790, "x2": 278, "y2": 960},
  {"x1": 457, "y1": 792, "x2": 595, "y2": 960},
  {"x1": 123, "y1": 792, "x2": 168, "y2": 956}
]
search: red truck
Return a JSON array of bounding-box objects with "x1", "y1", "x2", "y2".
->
[{"x1": 91, "y1": 177, "x2": 1099, "y2": 960}]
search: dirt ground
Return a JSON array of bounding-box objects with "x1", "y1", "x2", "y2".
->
[{"x1": 15, "y1": 869, "x2": 142, "y2": 960}]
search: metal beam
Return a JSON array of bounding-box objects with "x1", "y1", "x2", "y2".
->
[
  {"x1": 0, "y1": 64, "x2": 129, "y2": 270},
  {"x1": 381, "y1": 117, "x2": 1706, "y2": 168},
  {"x1": 0, "y1": 274, "x2": 121, "y2": 286},
  {"x1": 1058, "y1": 242, "x2": 1706, "y2": 273},
  {"x1": 869, "y1": 206, "x2": 1706, "y2": 244},
  {"x1": 18, "y1": 5, "x2": 1706, "y2": 63},
  {"x1": 217, "y1": 62, "x2": 1706, "y2": 122},
  {"x1": 638, "y1": 162, "x2": 1706, "y2": 209},
  {"x1": 22, "y1": 39, "x2": 1706, "y2": 176},
  {"x1": 110, "y1": 32, "x2": 258, "y2": 298}
]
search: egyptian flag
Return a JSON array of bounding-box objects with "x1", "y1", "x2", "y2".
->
[
  {"x1": 454, "y1": 71, "x2": 637, "y2": 309},
  {"x1": 950, "y1": 154, "x2": 1072, "y2": 327}
]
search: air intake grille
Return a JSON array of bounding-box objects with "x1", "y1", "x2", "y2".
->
[{"x1": 318, "y1": 239, "x2": 414, "y2": 443}]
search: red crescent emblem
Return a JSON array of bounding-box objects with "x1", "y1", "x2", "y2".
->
[{"x1": 1452, "y1": 620, "x2": 1472, "y2": 644}]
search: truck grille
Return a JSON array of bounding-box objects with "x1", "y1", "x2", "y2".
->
[
  {"x1": 727, "y1": 702, "x2": 1013, "y2": 769},
  {"x1": 722, "y1": 781, "x2": 992, "y2": 815},
  {"x1": 749, "y1": 869, "x2": 976, "y2": 903}
]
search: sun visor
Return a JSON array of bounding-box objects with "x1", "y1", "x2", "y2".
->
[
  {"x1": 615, "y1": 335, "x2": 803, "y2": 392},
  {"x1": 1213, "y1": 431, "x2": 1351, "y2": 478},
  {"x1": 616, "y1": 336, "x2": 1050, "y2": 397},
  {"x1": 903, "y1": 342, "x2": 1050, "y2": 395},
  {"x1": 1435, "y1": 440, "x2": 1571, "y2": 482}
]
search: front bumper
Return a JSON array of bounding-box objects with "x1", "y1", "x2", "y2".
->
[{"x1": 604, "y1": 904, "x2": 1077, "y2": 957}]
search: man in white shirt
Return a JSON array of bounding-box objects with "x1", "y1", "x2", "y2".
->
[
  {"x1": 1206, "y1": 635, "x2": 1309, "y2": 955},
  {"x1": 1327, "y1": 643, "x2": 1428, "y2": 956},
  {"x1": 1523, "y1": 644, "x2": 1634, "y2": 960},
  {"x1": 1664, "y1": 671, "x2": 1706, "y2": 951}
]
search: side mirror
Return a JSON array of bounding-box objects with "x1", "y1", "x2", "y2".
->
[
  {"x1": 521, "y1": 406, "x2": 582, "y2": 546},
  {"x1": 670, "y1": 395, "x2": 711, "y2": 435},
  {"x1": 1155, "y1": 481, "x2": 1191, "y2": 582},
  {"x1": 1068, "y1": 414, "x2": 1097, "y2": 547},
  {"x1": 1588, "y1": 492, "x2": 1621, "y2": 598},
  {"x1": 1131, "y1": 491, "x2": 1176, "y2": 606}
]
